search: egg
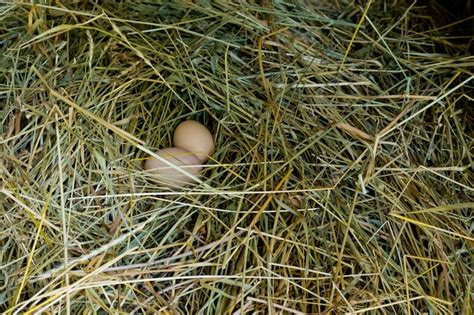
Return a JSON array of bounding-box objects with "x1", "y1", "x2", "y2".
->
[
  {"x1": 173, "y1": 120, "x2": 214, "y2": 163},
  {"x1": 144, "y1": 147, "x2": 202, "y2": 187}
]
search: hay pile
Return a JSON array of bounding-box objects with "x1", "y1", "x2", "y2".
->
[{"x1": 1, "y1": 1, "x2": 472, "y2": 313}]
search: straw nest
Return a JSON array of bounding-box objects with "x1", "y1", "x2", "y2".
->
[{"x1": 1, "y1": 1, "x2": 472, "y2": 314}]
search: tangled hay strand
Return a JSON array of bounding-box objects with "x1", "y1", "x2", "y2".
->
[{"x1": 1, "y1": 0, "x2": 473, "y2": 314}]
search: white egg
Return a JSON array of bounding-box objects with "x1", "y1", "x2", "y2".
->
[{"x1": 144, "y1": 147, "x2": 202, "y2": 187}]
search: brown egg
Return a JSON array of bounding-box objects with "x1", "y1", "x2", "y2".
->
[
  {"x1": 173, "y1": 120, "x2": 214, "y2": 163},
  {"x1": 144, "y1": 147, "x2": 202, "y2": 187}
]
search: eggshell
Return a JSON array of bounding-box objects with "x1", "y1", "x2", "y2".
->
[
  {"x1": 173, "y1": 120, "x2": 214, "y2": 163},
  {"x1": 144, "y1": 147, "x2": 202, "y2": 187}
]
